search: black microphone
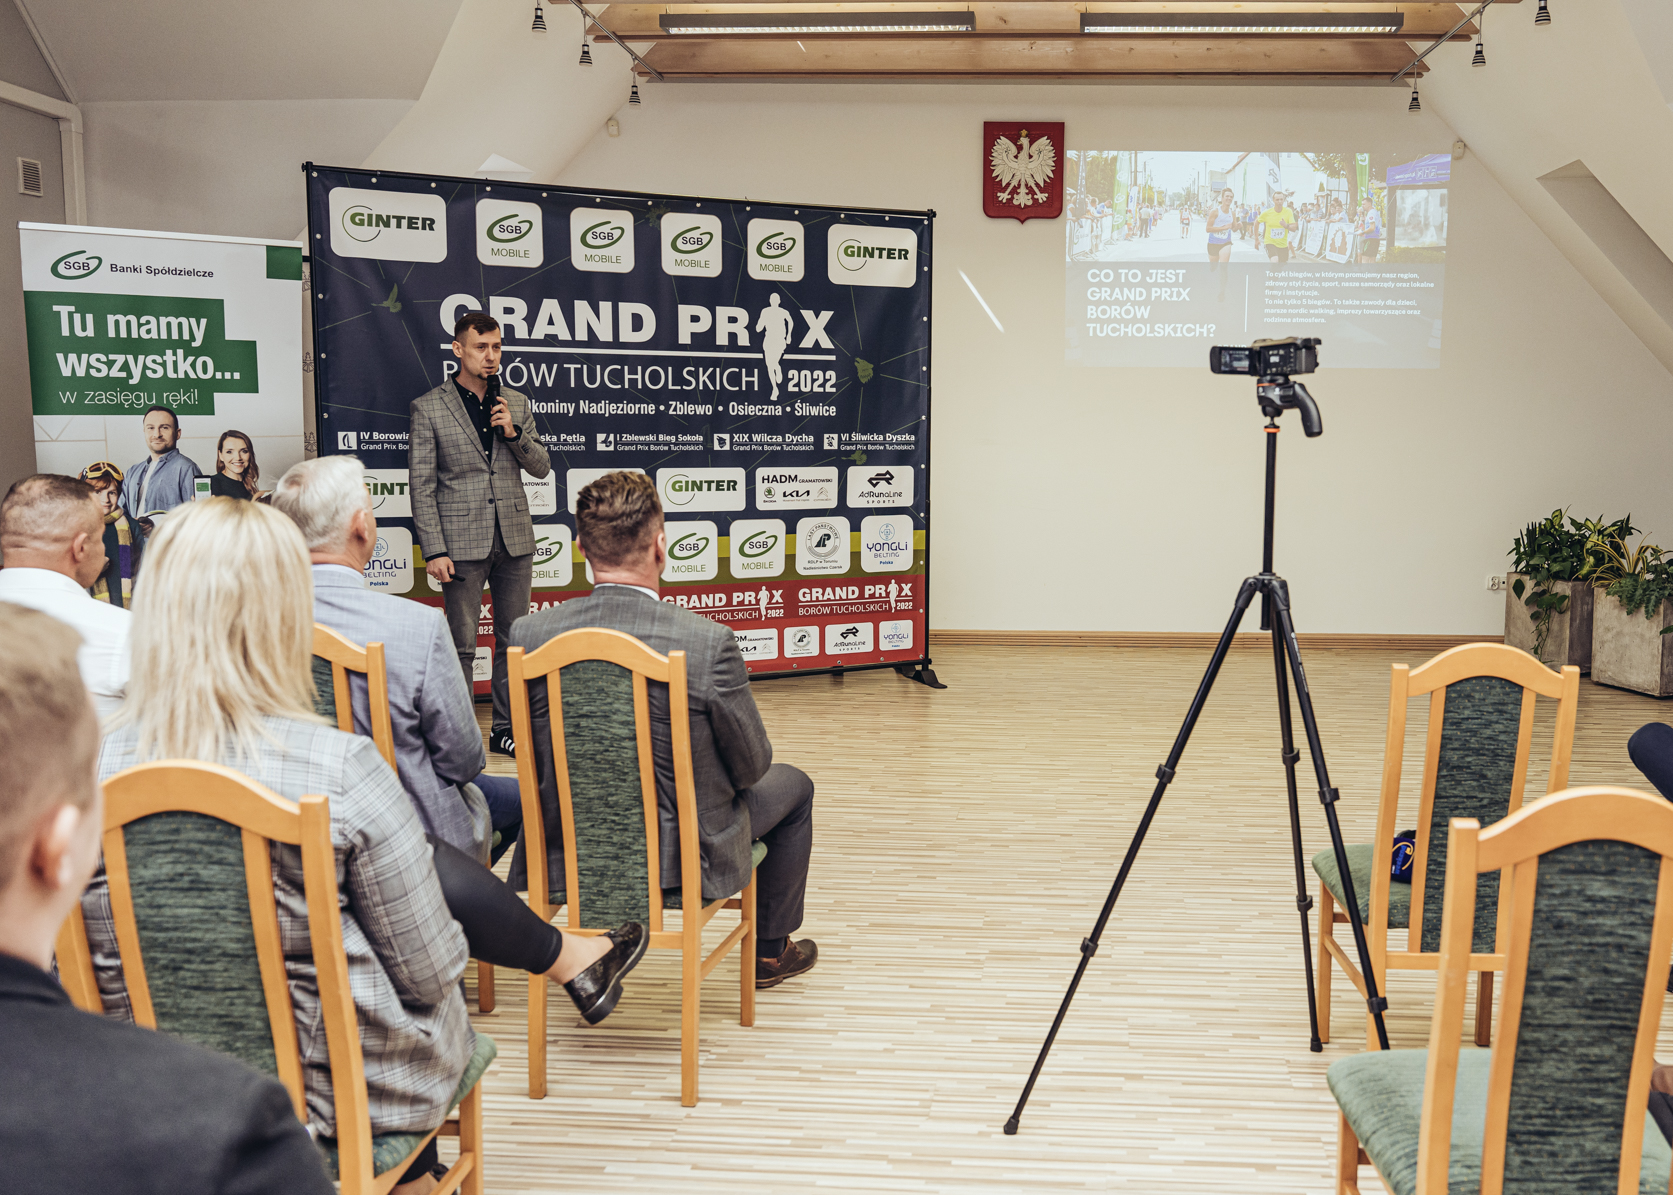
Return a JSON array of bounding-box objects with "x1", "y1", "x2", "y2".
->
[{"x1": 484, "y1": 373, "x2": 510, "y2": 436}]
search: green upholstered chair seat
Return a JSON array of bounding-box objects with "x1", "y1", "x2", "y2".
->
[
  {"x1": 1328, "y1": 1048, "x2": 1670, "y2": 1195},
  {"x1": 663, "y1": 840, "x2": 767, "y2": 910},
  {"x1": 1314, "y1": 843, "x2": 1411, "y2": 930},
  {"x1": 316, "y1": 1031, "x2": 497, "y2": 1179}
]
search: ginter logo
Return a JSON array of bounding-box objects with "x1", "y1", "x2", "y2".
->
[
  {"x1": 51, "y1": 250, "x2": 102, "y2": 280},
  {"x1": 756, "y1": 230, "x2": 797, "y2": 259},
  {"x1": 670, "y1": 225, "x2": 715, "y2": 254},
  {"x1": 583, "y1": 219, "x2": 627, "y2": 248},
  {"x1": 486, "y1": 214, "x2": 535, "y2": 244},
  {"x1": 670, "y1": 531, "x2": 710, "y2": 560},
  {"x1": 738, "y1": 532, "x2": 779, "y2": 559}
]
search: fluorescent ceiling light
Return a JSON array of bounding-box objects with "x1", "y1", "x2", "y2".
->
[
  {"x1": 1080, "y1": 12, "x2": 1404, "y2": 35},
  {"x1": 660, "y1": 11, "x2": 976, "y2": 34}
]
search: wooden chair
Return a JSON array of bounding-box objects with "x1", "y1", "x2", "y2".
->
[
  {"x1": 1314, "y1": 643, "x2": 1579, "y2": 1048},
  {"x1": 313, "y1": 623, "x2": 496, "y2": 1015},
  {"x1": 56, "y1": 761, "x2": 495, "y2": 1195},
  {"x1": 508, "y1": 627, "x2": 758, "y2": 1106},
  {"x1": 1329, "y1": 786, "x2": 1673, "y2": 1194}
]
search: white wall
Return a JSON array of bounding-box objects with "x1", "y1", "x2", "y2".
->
[
  {"x1": 83, "y1": 99, "x2": 413, "y2": 240},
  {"x1": 558, "y1": 83, "x2": 1673, "y2": 635}
]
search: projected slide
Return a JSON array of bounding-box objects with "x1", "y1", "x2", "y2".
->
[{"x1": 1065, "y1": 151, "x2": 1448, "y2": 369}]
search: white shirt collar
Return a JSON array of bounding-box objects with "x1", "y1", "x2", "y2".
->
[
  {"x1": 0, "y1": 567, "x2": 89, "y2": 597},
  {"x1": 594, "y1": 582, "x2": 660, "y2": 601}
]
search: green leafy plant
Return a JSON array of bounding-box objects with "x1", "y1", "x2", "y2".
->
[{"x1": 1509, "y1": 510, "x2": 1622, "y2": 660}]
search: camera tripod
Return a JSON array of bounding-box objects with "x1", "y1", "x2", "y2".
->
[{"x1": 1004, "y1": 377, "x2": 1389, "y2": 1136}]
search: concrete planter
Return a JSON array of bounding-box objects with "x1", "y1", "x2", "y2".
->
[
  {"x1": 1504, "y1": 574, "x2": 1593, "y2": 671},
  {"x1": 1592, "y1": 591, "x2": 1673, "y2": 697}
]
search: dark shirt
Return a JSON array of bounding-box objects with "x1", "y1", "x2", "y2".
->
[
  {"x1": 210, "y1": 472, "x2": 253, "y2": 500},
  {"x1": 454, "y1": 380, "x2": 496, "y2": 457},
  {"x1": 0, "y1": 950, "x2": 333, "y2": 1195}
]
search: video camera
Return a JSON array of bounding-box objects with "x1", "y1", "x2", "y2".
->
[
  {"x1": 1208, "y1": 337, "x2": 1324, "y2": 438},
  {"x1": 1208, "y1": 337, "x2": 1320, "y2": 379}
]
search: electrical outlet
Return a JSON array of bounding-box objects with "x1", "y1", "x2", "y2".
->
[{"x1": 1487, "y1": 574, "x2": 1506, "y2": 592}]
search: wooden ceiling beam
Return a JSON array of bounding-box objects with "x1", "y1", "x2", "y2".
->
[
  {"x1": 635, "y1": 36, "x2": 1431, "y2": 77},
  {"x1": 597, "y1": 3, "x2": 1478, "y2": 39}
]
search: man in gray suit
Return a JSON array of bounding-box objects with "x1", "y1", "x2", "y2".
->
[
  {"x1": 271, "y1": 455, "x2": 523, "y2": 862},
  {"x1": 410, "y1": 311, "x2": 551, "y2": 757},
  {"x1": 510, "y1": 471, "x2": 818, "y2": 988}
]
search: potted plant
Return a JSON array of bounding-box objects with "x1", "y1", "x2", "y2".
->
[
  {"x1": 1505, "y1": 511, "x2": 1621, "y2": 670},
  {"x1": 1592, "y1": 539, "x2": 1673, "y2": 697}
]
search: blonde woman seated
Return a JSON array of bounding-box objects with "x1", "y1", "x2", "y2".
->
[{"x1": 81, "y1": 499, "x2": 645, "y2": 1194}]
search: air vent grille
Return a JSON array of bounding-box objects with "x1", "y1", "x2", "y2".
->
[{"x1": 18, "y1": 158, "x2": 43, "y2": 197}]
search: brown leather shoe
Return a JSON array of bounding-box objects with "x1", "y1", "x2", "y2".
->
[{"x1": 756, "y1": 938, "x2": 818, "y2": 989}]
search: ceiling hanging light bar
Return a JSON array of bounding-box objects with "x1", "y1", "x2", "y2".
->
[
  {"x1": 659, "y1": 11, "x2": 976, "y2": 35},
  {"x1": 1471, "y1": 7, "x2": 1486, "y2": 65},
  {"x1": 1081, "y1": 12, "x2": 1403, "y2": 35},
  {"x1": 1391, "y1": 0, "x2": 1492, "y2": 97},
  {"x1": 566, "y1": 0, "x2": 664, "y2": 80}
]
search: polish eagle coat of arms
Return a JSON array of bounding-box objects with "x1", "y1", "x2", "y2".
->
[{"x1": 982, "y1": 121, "x2": 1064, "y2": 223}]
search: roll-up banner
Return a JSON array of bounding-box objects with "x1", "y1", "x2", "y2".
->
[
  {"x1": 19, "y1": 222, "x2": 307, "y2": 604},
  {"x1": 304, "y1": 165, "x2": 932, "y2": 684}
]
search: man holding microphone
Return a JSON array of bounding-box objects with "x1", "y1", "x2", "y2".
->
[{"x1": 410, "y1": 312, "x2": 551, "y2": 757}]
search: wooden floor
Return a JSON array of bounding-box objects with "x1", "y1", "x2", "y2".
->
[{"x1": 467, "y1": 643, "x2": 1673, "y2": 1193}]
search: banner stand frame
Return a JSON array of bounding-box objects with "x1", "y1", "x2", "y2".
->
[{"x1": 302, "y1": 163, "x2": 940, "y2": 691}]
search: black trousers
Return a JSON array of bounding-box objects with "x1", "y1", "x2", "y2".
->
[
  {"x1": 742, "y1": 763, "x2": 815, "y2": 945},
  {"x1": 428, "y1": 836, "x2": 562, "y2": 974},
  {"x1": 1629, "y1": 723, "x2": 1673, "y2": 802}
]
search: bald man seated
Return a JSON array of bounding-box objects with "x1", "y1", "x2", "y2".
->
[{"x1": 0, "y1": 475, "x2": 131, "y2": 723}]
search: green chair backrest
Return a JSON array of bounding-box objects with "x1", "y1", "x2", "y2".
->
[
  {"x1": 1420, "y1": 674, "x2": 1524, "y2": 953},
  {"x1": 1502, "y1": 836, "x2": 1662, "y2": 1187},
  {"x1": 122, "y1": 811, "x2": 280, "y2": 1079},
  {"x1": 555, "y1": 659, "x2": 652, "y2": 926}
]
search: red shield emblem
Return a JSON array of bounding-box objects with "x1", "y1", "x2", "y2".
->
[{"x1": 983, "y1": 121, "x2": 1064, "y2": 223}]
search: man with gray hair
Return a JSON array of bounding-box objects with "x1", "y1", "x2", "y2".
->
[
  {"x1": 270, "y1": 455, "x2": 521, "y2": 861},
  {"x1": 0, "y1": 475, "x2": 131, "y2": 723}
]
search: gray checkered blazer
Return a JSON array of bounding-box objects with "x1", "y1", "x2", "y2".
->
[
  {"x1": 82, "y1": 716, "x2": 475, "y2": 1138},
  {"x1": 408, "y1": 382, "x2": 551, "y2": 561}
]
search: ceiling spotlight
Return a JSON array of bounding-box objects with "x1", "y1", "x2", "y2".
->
[
  {"x1": 1471, "y1": 37, "x2": 1485, "y2": 66},
  {"x1": 1535, "y1": 0, "x2": 1551, "y2": 24},
  {"x1": 1081, "y1": 12, "x2": 1403, "y2": 35},
  {"x1": 660, "y1": 11, "x2": 975, "y2": 35},
  {"x1": 579, "y1": 39, "x2": 593, "y2": 65},
  {"x1": 531, "y1": 3, "x2": 546, "y2": 32},
  {"x1": 629, "y1": 81, "x2": 642, "y2": 105},
  {"x1": 1408, "y1": 84, "x2": 1421, "y2": 112}
]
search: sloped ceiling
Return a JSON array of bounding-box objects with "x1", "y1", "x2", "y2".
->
[
  {"x1": 15, "y1": 0, "x2": 465, "y2": 101},
  {"x1": 1418, "y1": 0, "x2": 1673, "y2": 373}
]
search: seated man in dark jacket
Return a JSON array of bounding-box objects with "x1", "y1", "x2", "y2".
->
[
  {"x1": 509, "y1": 470, "x2": 817, "y2": 987},
  {"x1": 0, "y1": 602, "x2": 332, "y2": 1195}
]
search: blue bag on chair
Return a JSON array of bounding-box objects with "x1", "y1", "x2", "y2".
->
[{"x1": 1390, "y1": 830, "x2": 1416, "y2": 882}]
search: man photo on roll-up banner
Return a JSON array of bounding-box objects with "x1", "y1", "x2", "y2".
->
[{"x1": 408, "y1": 312, "x2": 551, "y2": 758}]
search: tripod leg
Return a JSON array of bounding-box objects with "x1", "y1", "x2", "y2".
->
[
  {"x1": 1270, "y1": 613, "x2": 1323, "y2": 1052},
  {"x1": 1004, "y1": 576, "x2": 1262, "y2": 1135},
  {"x1": 1267, "y1": 583, "x2": 1391, "y2": 1051}
]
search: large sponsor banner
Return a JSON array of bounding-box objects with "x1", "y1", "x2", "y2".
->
[
  {"x1": 20, "y1": 222, "x2": 307, "y2": 515},
  {"x1": 305, "y1": 166, "x2": 931, "y2": 680},
  {"x1": 1065, "y1": 150, "x2": 1447, "y2": 368}
]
